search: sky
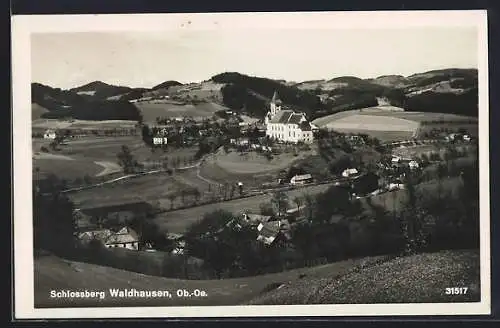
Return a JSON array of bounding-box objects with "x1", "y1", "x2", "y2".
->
[{"x1": 31, "y1": 27, "x2": 478, "y2": 89}]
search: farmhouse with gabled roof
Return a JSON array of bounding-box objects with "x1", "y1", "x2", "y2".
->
[{"x1": 265, "y1": 91, "x2": 314, "y2": 144}]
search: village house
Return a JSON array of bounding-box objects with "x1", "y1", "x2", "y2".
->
[
  {"x1": 43, "y1": 129, "x2": 56, "y2": 140},
  {"x1": 256, "y1": 221, "x2": 283, "y2": 246},
  {"x1": 342, "y1": 168, "x2": 359, "y2": 178},
  {"x1": 265, "y1": 91, "x2": 315, "y2": 144},
  {"x1": 241, "y1": 213, "x2": 273, "y2": 226},
  {"x1": 290, "y1": 174, "x2": 313, "y2": 185},
  {"x1": 78, "y1": 226, "x2": 140, "y2": 250}
]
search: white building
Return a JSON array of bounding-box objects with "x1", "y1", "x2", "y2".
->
[
  {"x1": 265, "y1": 91, "x2": 314, "y2": 144},
  {"x1": 43, "y1": 129, "x2": 56, "y2": 140},
  {"x1": 78, "y1": 227, "x2": 139, "y2": 250},
  {"x1": 290, "y1": 174, "x2": 313, "y2": 185},
  {"x1": 342, "y1": 168, "x2": 359, "y2": 178}
]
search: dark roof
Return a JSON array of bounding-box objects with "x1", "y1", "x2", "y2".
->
[
  {"x1": 288, "y1": 113, "x2": 303, "y2": 124},
  {"x1": 258, "y1": 221, "x2": 281, "y2": 239},
  {"x1": 269, "y1": 110, "x2": 311, "y2": 127},
  {"x1": 299, "y1": 121, "x2": 312, "y2": 131},
  {"x1": 269, "y1": 110, "x2": 294, "y2": 124}
]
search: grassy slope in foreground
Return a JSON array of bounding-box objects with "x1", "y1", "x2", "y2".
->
[
  {"x1": 248, "y1": 249, "x2": 480, "y2": 305},
  {"x1": 34, "y1": 254, "x2": 388, "y2": 308}
]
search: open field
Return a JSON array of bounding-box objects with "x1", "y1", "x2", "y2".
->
[
  {"x1": 391, "y1": 143, "x2": 476, "y2": 159},
  {"x1": 213, "y1": 148, "x2": 315, "y2": 174},
  {"x1": 33, "y1": 158, "x2": 104, "y2": 181},
  {"x1": 313, "y1": 109, "x2": 478, "y2": 141},
  {"x1": 248, "y1": 249, "x2": 479, "y2": 304},
  {"x1": 134, "y1": 101, "x2": 228, "y2": 123},
  {"x1": 196, "y1": 147, "x2": 317, "y2": 188},
  {"x1": 153, "y1": 183, "x2": 335, "y2": 234},
  {"x1": 363, "y1": 177, "x2": 464, "y2": 213},
  {"x1": 69, "y1": 172, "x2": 191, "y2": 208},
  {"x1": 33, "y1": 136, "x2": 198, "y2": 171},
  {"x1": 32, "y1": 119, "x2": 137, "y2": 130},
  {"x1": 34, "y1": 253, "x2": 389, "y2": 307}
]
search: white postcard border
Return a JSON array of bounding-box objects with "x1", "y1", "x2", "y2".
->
[{"x1": 12, "y1": 10, "x2": 491, "y2": 319}]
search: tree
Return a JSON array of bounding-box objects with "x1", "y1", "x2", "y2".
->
[
  {"x1": 229, "y1": 184, "x2": 236, "y2": 199},
  {"x1": 117, "y1": 145, "x2": 137, "y2": 174},
  {"x1": 180, "y1": 189, "x2": 188, "y2": 206},
  {"x1": 167, "y1": 194, "x2": 177, "y2": 209},
  {"x1": 193, "y1": 188, "x2": 202, "y2": 204},
  {"x1": 302, "y1": 193, "x2": 315, "y2": 221},
  {"x1": 259, "y1": 202, "x2": 275, "y2": 217},
  {"x1": 271, "y1": 191, "x2": 289, "y2": 217},
  {"x1": 33, "y1": 181, "x2": 78, "y2": 257},
  {"x1": 313, "y1": 186, "x2": 351, "y2": 224},
  {"x1": 293, "y1": 196, "x2": 303, "y2": 214}
]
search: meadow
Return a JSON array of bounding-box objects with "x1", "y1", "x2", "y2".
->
[
  {"x1": 134, "y1": 101, "x2": 228, "y2": 123},
  {"x1": 68, "y1": 172, "x2": 191, "y2": 208},
  {"x1": 34, "y1": 253, "x2": 388, "y2": 307},
  {"x1": 248, "y1": 250, "x2": 479, "y2": 304},
  {"x1": 152, "y1": 183, "x2": 335, "y2": 234},
  {"x1": 313, "y1": 109, "x2": 478, "y2": 142},
  {"x1": 32, "y1": 135, "x2": 199, "y2": 182}
]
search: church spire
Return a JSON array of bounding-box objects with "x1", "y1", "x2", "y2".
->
[{"x1": 271, "y1": 90, "x2": 282, "y2": 104}]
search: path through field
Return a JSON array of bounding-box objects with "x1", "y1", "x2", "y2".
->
[{"x1": 94, "y1": 161, "x2": 123, "y2": 177}]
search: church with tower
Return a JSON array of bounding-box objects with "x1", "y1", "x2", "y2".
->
[{"x1": 265, "y1": 91, "x2": 315, "y2": 144}]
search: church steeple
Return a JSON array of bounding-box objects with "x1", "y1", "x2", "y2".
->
[
  {"x1": 270, "y1": 90, "x2": 282, "y2": 117},
  {"x1": 271, "y1": 90, "x2": 282, "y2": 104}
]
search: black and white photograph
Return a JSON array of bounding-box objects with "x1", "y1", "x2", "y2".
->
[{"x1": 12, "y1": 10, "x2": 490, "y2": 318}]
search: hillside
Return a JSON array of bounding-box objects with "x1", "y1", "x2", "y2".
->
[
  {"x1": 248, "y1": 249, "x2": 480, "y2": 305},
  {"x1": 151, "y1": 80, "x2": 183, "y2": 90},
  {"x1": 30, "y1": 67, "x2": 478, "y2": 122},
  {"x1": 212, "y1": 72, "x2": 325, "y2": 119},
  {"x1": 70, "y1": 81, "x2": 137, "y2": 100},
  {"x1": 295, "y1": 68, "x2": 477, "y2": 119},
  {"x1": 34, "y1": 249, "x2": 479, "y2": 307},
  {"x1": 31, "y1": 83, "x2": 143, "y2": 121},
  {"x1": 34, "y1": 253, "x2": 388, "y2": 307}
]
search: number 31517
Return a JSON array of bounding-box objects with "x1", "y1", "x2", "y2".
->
[{"x1": 445, "y1": 287, "x2": 468, "y2": 295}]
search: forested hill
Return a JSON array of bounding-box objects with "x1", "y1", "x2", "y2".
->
[
  {"x1": 212, "y1": 72, "x2": 325, "y2": 118},
  {"x1": 31, "y1": 68, "x2": 478, "y2": 122},
  {"x1": 31, "y1": 83, "x2": 143, "y2": 121},
  {"x1": 213, "y1": 68, "x2": 478, "y2": 119}
]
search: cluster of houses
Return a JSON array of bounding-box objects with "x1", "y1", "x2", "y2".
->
[{"x1": 74, "y1": 202, "x2": 153, "y2": 251}]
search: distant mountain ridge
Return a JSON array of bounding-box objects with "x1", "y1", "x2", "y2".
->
[{"x1": 31, "y1": 68, "x2": 478, "y2": 122}]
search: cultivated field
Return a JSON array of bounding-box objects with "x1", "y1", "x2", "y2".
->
[
  {"x1": 32, "y1": 119, "x2": 137, "y2": 130},
  {"x1": 34, "y1": 253, "x2": 388, "y2": 307},
  {"x1": 313, "y1": 108, "x2": 478, "y2": 141},
  {"x1": 69, "y1": 172, "x2": 191, "y2": 208},
  {"x1": 134, "y1": 101, "x2": 228, "y2": 123},
  {"x1": 213, "y1": 148, "x2": 316, "y2": 174},
  {"x1": 33, "y1": 157, "x2": 104, "y2": 181},
  {"x1": 153, "y1": 183, "x2": 335, "y2": 234},
  {"x1": 33, "y1": 136, "x2": 198, "y2": 178},
  {"x1": 196, "y1": 147, "x2": 317, "y2": 189}
]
